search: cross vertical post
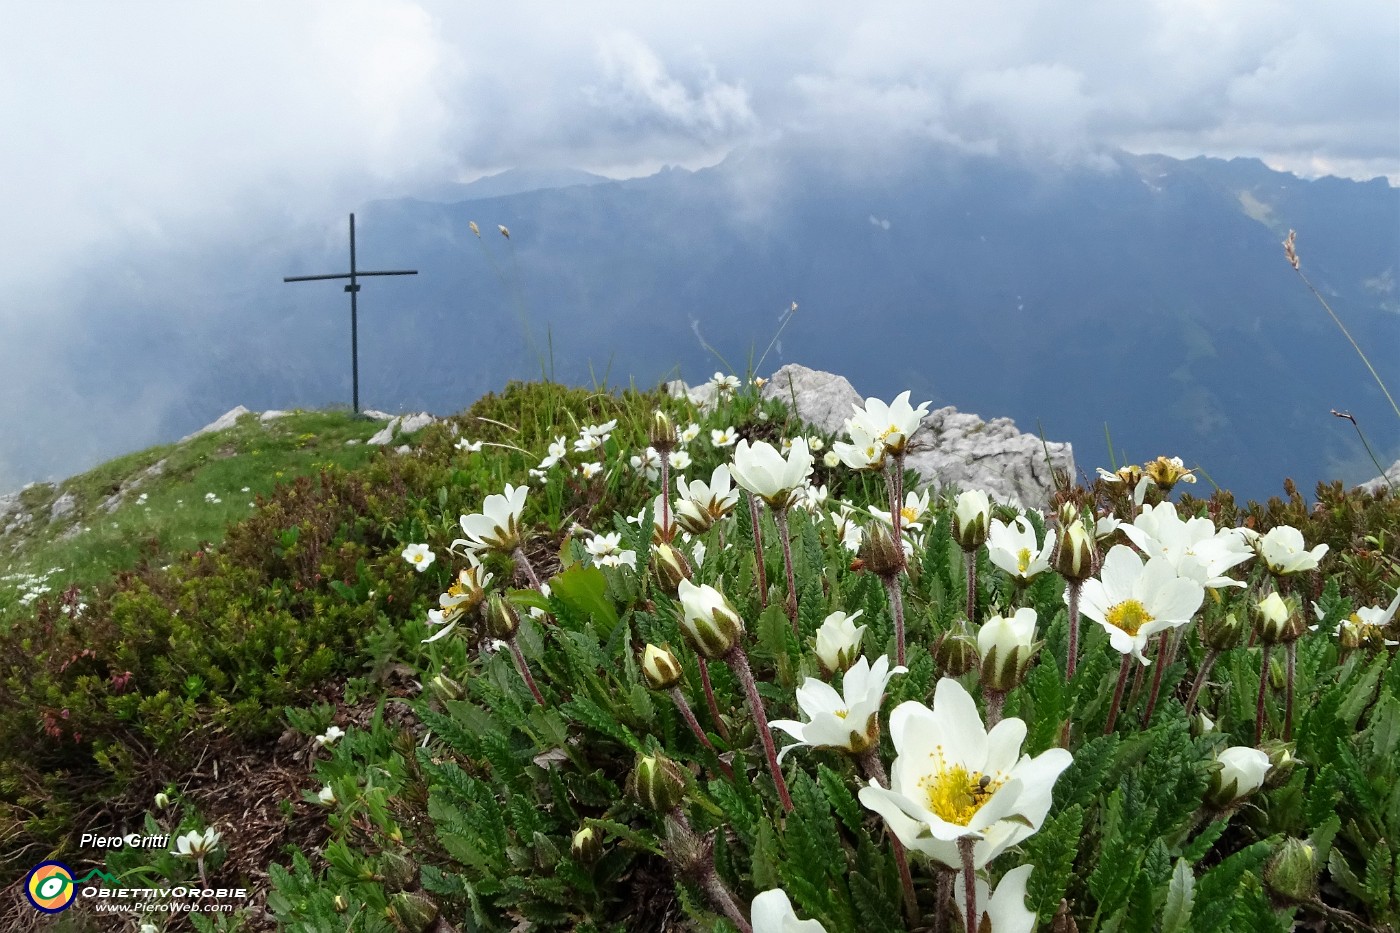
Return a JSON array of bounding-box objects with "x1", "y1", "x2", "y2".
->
[{"x1": 283, "y1": 213, "x2": 417, "y2": 415}]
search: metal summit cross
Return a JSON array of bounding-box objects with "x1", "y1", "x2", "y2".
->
[{"x1": 283, "y1": 213, "x2": 417, "y2": 415}]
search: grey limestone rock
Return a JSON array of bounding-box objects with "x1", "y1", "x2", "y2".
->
[
  {"x1": 49, "y1": 492, "x2": 77, "y2": 523},
  {"x1": 180, "y1": 406, "x2": 252, "y2": 442},
  {"x1": 368, "y1": 413, "x2": 437, "y2": 446},
  {"x1": 674, "y1": 362, "x2": 1075, "y2": 510}
]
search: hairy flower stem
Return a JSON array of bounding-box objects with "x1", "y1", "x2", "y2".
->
[
  {"x1": 726, "y1": 649, "x2": 794, "y2": 812},
  {"x1": 669, "y1": 687, "x2": 735, "y2": 780},
  {"x1": 963, "y1": 550, "x2": 978, "y2": 623},
  {"x1": 512, "y1": 546, "x2": 544, "y2": 592},
  {"x1": 883, "y1": 574, "x2": 908, "y2": 667},
  {"x1": 1285, "y1": 641, "x2": 1297, "y2": 742},
  {"x1": 748, "y1": 494, "x2": 768, "y2": 608},
  {"x1": 958, "y1": 837, "x2": 978, "y2": 933},
  {"x1": 1066, "y1": 580, "x2": 1082, "y2": 679},
  {"x1": 885, "y1": 455, "x2": 908, "y2": 562},
  {"x1": 984, "y1": 688, "x2": 1006, "y2": 728},
  {"x1": 667, "y1": 813, "x2": 752, "y2": 933},
  {"x1": 508, "y1": 638, "x2": 545, "y2": 706},
  {"x1": 1255, "y1": 645, "x2": 1273, "y2": 745},
  {"x1": 1142, "y1": 632, "x2": 1172, "y2": 727},
  {"x1": 773, "y1": 506, "x2": 799, "y2": 631},
  {"x1": 659, "y1": 450, "x2": 672, "y2": 541},
  {"x1": 696, "y1": 657, "x2": 731, "y2": 742},
  {"x1": 1184, "y1": 648, "x2": 1221, "y2": 717},
  {"x1": 935, "y1": 870, "x2": 954, "y2": 933},
  {"x1": 1104, "y1": 655, "x2": 1133, "y2": 735},
  {"x1": 858, "y1": 748, "x2": 918, "y2": 925}
]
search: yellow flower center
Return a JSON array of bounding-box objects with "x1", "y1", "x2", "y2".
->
[
  {"x1": 919, "y1": 761, "x2": 1004, "y2": 826},
  {"x1": 832, "y1": 708, "x2": 849, "y2": 719},
  {"x1": 1016, "y1": 547, "x2": 1033, "y2": 573},
  {"x1": 1106, "y1": 599, "x2": 1154, "y2": 635},
  {"x1": 901, "y1": 506, "x2": 920, "y2": 523}
]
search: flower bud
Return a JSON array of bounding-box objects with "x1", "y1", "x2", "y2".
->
[
  {"x1": 934, "y1": 617, "x2": 980, "y2": 678},
  {"x1": 378, "y1": 849, "x2": 417, "y2": 889},
  {"x1": 641, "y1": 644, "x2": 684, "y2": 690},
  {"x1": 1053, "y1": 522, "x2": 1096, "y2": 581},
  {"x1": 1264, "y1": 837, "x2": 1318, "y2": 905},
  {"x1": 814, "y1": 610, "x2": 866, "y2": 675},
  {"x1": 483, "y1": 594, "x2": 520, "y2": 640},
  {"x1": 154, "y1": 792, "x2": 171, "y2": 810},
  {"x1": 1255, "y1": 592, "x2": 1304, "y2": 644},
  {"x1": 429, "y1": 672, "x2": 466, "y2": 702},
  {"x1": 952, "y1": 490, "x2": 992, "y2": 552},
  {"x1": 650, "y1": 411, "x2": 679, "y2": 452},
  {"x1": 1207, "y1": 746, "x2": 1271, "y2": 808},
  {"x1": 386, "y1": 891, "x2": 439, "y2": 933},
  {"x1": 978, "y1": 608, "x2": 1041, "y2": 693},
  {"x1": 571, "y1": 825, "x2": 603, "y2": 865},
  {"x1": 1201, "y1": 610, "x2": 1245, "y2": 651},
  {"x1": 675, "y1": 580, "x2": 744, "y2": 659},
  {"x1": 628, "y1": 753, "x2": 687, "y2": 813},
  {"x1": 334, "y1": 894, "x2": 348, "y2": 913},
  {"x1": 861, "y1": 522, "x2": 904, "y2": 577},
  {"x1": 1191, "y1": 710, "x2": 1215, "y2": 736},
  {"x1": 1259, "y1": 740, "x2": 1300, "y2": 787},
  {"x1": 651, "y1": 543, "x2": 693, "y2": 596}
]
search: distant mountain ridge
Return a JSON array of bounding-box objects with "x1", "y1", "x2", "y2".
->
[{"x1": 1, "y1": 140, "x2": 1395, "y2": 502}]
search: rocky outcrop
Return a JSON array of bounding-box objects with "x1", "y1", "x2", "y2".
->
[
  {"x1": 674, "y1": 363, "x2": 1074, "y2": 510},
  {"x1": 100, "y1": 458, "x2": 168, "y2": 513},
  {"x1": 1359, "y1": 459, "x2": 1400, "y2": 495},
  {"x1": 368, "y1": 413, "x2": 437, "y2": 446},
  {"x1": 180, "y1": 406, "x2": 252, "y2": 442}
]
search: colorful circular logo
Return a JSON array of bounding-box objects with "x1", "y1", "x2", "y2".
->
[{"x1": 25, "y1": 861, "x2": 76, "y2": 913}]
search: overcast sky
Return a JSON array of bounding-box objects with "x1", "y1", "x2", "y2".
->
[{"x1": 1, "y1": 0, "x2": 1396, "y2": 291}]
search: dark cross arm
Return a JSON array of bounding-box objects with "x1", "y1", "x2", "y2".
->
[{"x1": 284, "y1": 270, "x2": 418, "y2": 282}]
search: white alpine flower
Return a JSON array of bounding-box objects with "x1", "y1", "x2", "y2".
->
[
  {"x1": 1120, "y1": 502, "x2": 1253, "y2": 588},
  {"x1": 751, "y1": 889, "x2": 829, "y2": 933},
  {"x1": 1209, "y1": 746, "x2": 1271, "y2": 805},
  {"x1": 585, "y1": 532, "x2": 637, "y2": 570},
  {"x1": 845, "y1": 391, "x2": 930, "y2": 457},
  {"x1": 731, "y1": 437, "x2": 814, "y2": 509},
  {"x1": 456, "y1": 484, "x2": 528, "y2": 555},
  {"x1": 1249, "y1": 525, "x2": 1329, "y2": 575},
  {"x1": 172, "y1": 826, "x2": 222, "y2": 859},
  {"x1": 986, "y1": 516, "x2": 1056, "y2": 581},
  {"x1": 401, "y1": 543, "x2": 436, "y2": 572},
  {"x1": 711, "y1": 426, "x2": 739, "y2": 448},
  {"x1": 858, "y1": 678, "x2": 1072, "y2": 870},
  {"x1": 770, "y1": 656, "x2": 905, "y2": 761},
  {"x1": 539, "y1": 435, "x2": 569, "y2": 469},
  {"x1": 814, "y1": 610, "x2": 867, "y2": 673},
  {"x1": 1075, "y1": 545, "x2": 1205, "y2": 664}
]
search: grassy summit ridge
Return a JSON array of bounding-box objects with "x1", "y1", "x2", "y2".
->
[{"x1": 1, "y1": 379, "x2": 1398, "y2": 932}]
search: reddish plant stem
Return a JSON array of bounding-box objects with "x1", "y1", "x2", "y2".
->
[
  {"x1": 1142, "y1": 632, "x2": 1172, "y2": 727},
  {"x1": 726, "y1": 648, "x2": 794, "y2": 813},
  {"x1": 1285, "y1": 641, "x2": 1297, "y2": 742},
  {"x1": 964, "y1": 550, "x2": 978, "y2": 624},
  {"x1": 659, "y1": 450, "x2": 672, "y2": 542},
  {"x1": 1104, "y1": 655, "x2": 1133, "y2": 735},
  {"x1": 859, "y1": 747, "x2": 918, "y2": 925},
  {"x1": 669, "y1": 686, "x2": 735, "y2": 780},
  {"x1": 958, "y1": 837, "x2": 978, "y2": 933},
  {"x1": 1255, "y1": 644, "x2": 1273, "y2": 745},
  {"x1": 883, "y1": 574, "x2": 907, "y2": 667},
  {"x1": 774, "y1": 506, "x2": 799, "y2": 631},
  {"x1": 984, "y1": 689, "x2": 1006, "y2": 728},
  {"x1": 512, "y1": 546, "x2": 544, "y2": 592},
  {"x1": 1066, "y1": 580, "x2": 1083, "y2": 679},
  {"x1": 1183, "y1": 648, "x2": 1220, "y2": 717},
  {"x1": 748, "y1": 494, "x2": 768, "y2": 608},
  {"x1": 508, "y1": 638, "x2": 545, "y2": 706},
  {"x1": 696, "y1": 656, "x2": 731, "y2": 742}
]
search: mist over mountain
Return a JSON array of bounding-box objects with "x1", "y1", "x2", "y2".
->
[{"x1": 2, "y1": 140, "x2": 1396, "y2": 502}]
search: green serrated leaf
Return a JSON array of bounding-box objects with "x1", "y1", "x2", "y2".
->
[{"x1": 1161, "y1": 858, "x2": 1195, "y2": 933}]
